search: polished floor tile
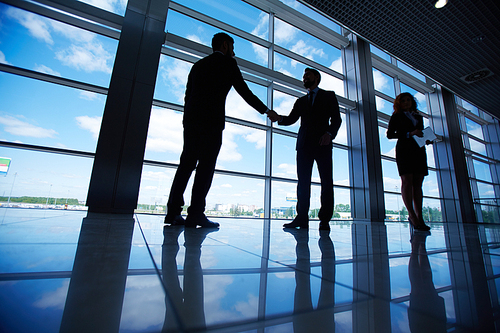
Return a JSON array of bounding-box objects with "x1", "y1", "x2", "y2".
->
[{"x1": 0, "y1": 208, "x2": 498, "y2": 332}]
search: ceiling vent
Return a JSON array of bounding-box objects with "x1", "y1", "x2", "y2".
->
[{"x1": 460, "y1": 68, "x2": 494, "y2": 84}]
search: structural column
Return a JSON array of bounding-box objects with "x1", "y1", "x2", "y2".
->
[
  {"x1": 429, "y1": 86, "x2": 476, "y2": 222},
  {"x1": 344, "y1": 34, "x2": 386, "y2": 222},
  {"x1": 86, "y1": 0, "x2": 170, "y2": 213}
]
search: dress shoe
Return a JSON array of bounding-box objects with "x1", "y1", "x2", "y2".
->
[
  {"x1": 283, "y1": 217, "x2": 308, "y2": 229},
  {"x1": 319, "y1": 221, "x2": 331, "y2": 231},
  {"x1": 164, "y1": 214, "x2": 185, "y2": 226},
  {"x1": 408, "y1": 217, "x2": 431, "y2": 231},
  {"x1": 185, "y1": 214, "x2": 220, "y2": 228}
]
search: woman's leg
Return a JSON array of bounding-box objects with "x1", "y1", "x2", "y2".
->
[
  {"x1": 401, "y1": 174, "x2": 418, "y2": 224},
  {"x1": 412, "y1": 174, "x2": 426, "y2": 224}
]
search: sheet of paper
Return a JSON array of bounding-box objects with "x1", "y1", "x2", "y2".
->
[{"x1": 413, "y1": 127, "x2": 437, "y2": 147}]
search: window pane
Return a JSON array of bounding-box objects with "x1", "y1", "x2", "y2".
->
[
  {"x1": 465, "y1": 118, "x2": 484, "y2": 140},
  {"x1": 397, "y1": 60, "x2": 425, "y2": 82},
  {"x1": 271, "y1": 180, "x2": 297, "y2": 219},
  {"x1": 426, "y1": 144, "x2": 436, "y2": 168},
  {"x1": 423, "y1": 170, "x2": 440, "y2": 198},
  {"x1": 382, "y1": 160, "x2": 400, "y2": 192},
  {"x1": 144, "y1": 107, "x2": 183, "y2": 163},
  {"x1": 384, "y1": 193, "x2": 405, "y2": 221},
  {"x1": 226, "y1": 81, "x2": 268, "y2": 125},
  {"x1": 334, "y1": 148, "x2": 349, "y2": 186},
  {"x1": 480, "y1": 205, "x2": 500, "y2": 223},
  {"x1": 422, "y1": 198, "x2": 443, "y2": 222},
  {"x1": 1, "y1": 4, "x2": 117, "y2": 87},
  {"x1": 334, "y1": 113, "x2": 348, "y2": 145},
  {"x1": 155, "y1": 55, "x2": 192, "y2": 104},
  {"x1": 0, "y1": 73, "x2": 104, "y2": 152},
  {"x1": 380, "y1": 127, "x2": 396, "y2": 158},
  {"x1": 272, "y1": 133, "x2": 297, "y2": 180},
  {"x1": 468, "y1": 137, "x2": 487, "y2": 155},
  {"x1": 376, "y1": 96, "x2": 394, "y2": 116},
  {"x1": 370, "y1": 45, "x2": 391, "y2": 62},
  {"x1": 0, "y1": 149, "x2": 93, "y2": 204},
  {"x1": 400, "y1": 83, "x2": 428, "y2": 114},
  {"x1": 273, "y1": 90, "x2": 300, "y2": 133},
  {"x1": 334, "y1": 187, "x2": 351, "y2": 219},
  {"x1": 216, "y1": 123, "x2": 266, "y2": 175},
  {"x1": 477, "y1": 182, "x2": 495, "y2": 200},
  {"x1": 175, "y1": 0, "x2": 269, "y2": 40},
  {"x1": 473, "y1": 160, "x2": 492, "y2": 183},
  {"x1": 274, "y1": 18, "x2": 342, "y2": 74},
  {"x1": 373, "y1": 68, "x2": 395, "y2": 98},
  {"x1": 462, "y1": 99, "x2": 479, "y2": 116}
]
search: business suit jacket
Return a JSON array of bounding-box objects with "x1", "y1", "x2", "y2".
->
[
  {"x1": 183, "y1": 52, "x2": 268, "y2": 132},
  {"x1": 278, "y1": 89, "x2": 342, "y2": 149}
]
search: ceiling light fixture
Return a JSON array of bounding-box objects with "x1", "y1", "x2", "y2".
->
[{"x1": 435, "y1": 0, "x2": 448, "y2": 8}]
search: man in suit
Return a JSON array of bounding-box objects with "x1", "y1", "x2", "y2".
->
[
  {"x1": 164, "y1": 32, "x2": 278, "y2": 228},
  {"x1": 272, "y1": 68, "x2": 341, "y2": 231}
]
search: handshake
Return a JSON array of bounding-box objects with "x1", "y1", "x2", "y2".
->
[{"x1": 267, "y1": 110, "x2": 281, "y2": 123}]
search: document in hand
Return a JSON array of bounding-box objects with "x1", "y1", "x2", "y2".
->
[{"x1": 413, "y1": 127, "x2": 437, "y2": 147}]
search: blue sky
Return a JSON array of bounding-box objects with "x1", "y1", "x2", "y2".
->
[{"x1": 0, "y1": 0, "x2": 452, "y2": 211}]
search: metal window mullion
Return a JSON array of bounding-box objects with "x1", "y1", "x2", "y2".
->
[
  {"x1": 168, "y1": 2, "x2": 271, "y2": 49},
  {"x1": 372, "y1": 54, "x2": 434, "y2": 93},
  {"x1": 244, "y1": 0, "x2": 348, "y2": 48},
  {"x1": 3, "y1": 0, "x2": 120, "y2": 39},
  {"x1": 0, "y1": 63, "x2": 108, "y2": 95}
]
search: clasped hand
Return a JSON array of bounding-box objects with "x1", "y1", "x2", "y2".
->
[{"x1": 267, "y1": 110, "x2": 281, "y2": 122}]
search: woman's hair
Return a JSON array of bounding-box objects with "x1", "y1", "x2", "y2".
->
[{"x1": 393, "y1": 92, "x2": 417, "y2": 114}]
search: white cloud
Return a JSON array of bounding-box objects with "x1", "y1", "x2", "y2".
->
[
  {"x1": 373, "y1": 69, "x2": 389, "y2": 92},
  {"x1": 33, "y1": 280, "x2": 69, "y2": 310},
  {"x1": 0, "y1": 115, "x2": 57, "y2": 138},
  {"x1": 34, "y1": 64, "x2": 61, "y2": 76},
  {"x1": 75, "y1": 115, "x2": 102, "y2": 140},
  {"x1": 6, "y1": 7, "x2": 53, "y2": 44},
  {"x1": 278, "y1": 163, "x2": 297, "y2": 176},
  {"x1": 274, "y1": 19, "x2": 297, "y2": 44},
  {"x1": 290, "y1": 39, "x2": 325, "y2": 61},
  {"x1": 330, "y1": 57, "x2": 343, "y2": 73},
  {"x1": 145, "y1": 108, "x2": 183, "y2": 153},
  {"x1": 50, "y1": 20, "x2": 95, "y2": 43},
  {"x1": 56, "y1": 42, "x2": 112, "y2": 73},
  {"x1": 159, "y1": 57, "x2": 191, "y2": 104},
  {"x1": 221, "y1": 184, "x2": 232, "y2": 188},
  {"x1": 79, "y1": 91, "x2": 101, "y2": 101},
  {"x1": 186, "y1": 34, "x2": 203, "y2": 44},
  {"x1": 0, "y1": 51, "x2": 10, "y2": 65}
]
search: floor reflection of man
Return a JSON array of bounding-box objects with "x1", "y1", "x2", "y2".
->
[
  {"x1": 286, "y1": 229, "x2": 335, "y2": 332},
  {"x1": 408, "y1": 232, "x2": 447, "y2": 333},
  {"x1": 161, "y1": 226, "x2": 217, "y2": 332}
]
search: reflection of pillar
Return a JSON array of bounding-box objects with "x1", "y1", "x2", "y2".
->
[
  {"x1": 352, "y1": 222, "x2": 391, "y2": 333},
  {"x1": 444, "y1": 223, "x2": 495, "y2": 332},
  {"x1": 60, "y1": 213, "x2": 135, "y2": 333}
]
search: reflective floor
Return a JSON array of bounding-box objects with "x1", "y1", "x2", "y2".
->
[{"x1": 0, "y1": 208, "x2": 499, "y2": 332}]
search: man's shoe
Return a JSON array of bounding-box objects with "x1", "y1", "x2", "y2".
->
[
  {"x1": 164, "y1": 214, "x2": 185, "y2": 226},
  {"x1": 185, "y1": 214, "x2": 220, "y2": 228},
  {"x1": 283, "y1": 217, "x2": 308, "y2": 229},
  {"x1": 319, "y1": 221, "x2": 331, "y2": 231}
]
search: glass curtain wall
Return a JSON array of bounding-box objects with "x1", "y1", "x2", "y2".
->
[
  {"x1": 372, "y1": 45, "x2": 443, "y2": 223},
  {"x1": 457, "y1": 97, "x2": 500, "y2": 223},
  {"x1": 139, "y1": 0, "x2": 351, "y2": 219},
  {"x1": 0, "y1": 1, "x2": 124, "y2": 209}
]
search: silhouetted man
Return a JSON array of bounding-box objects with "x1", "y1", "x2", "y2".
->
[
  {"x1": 272, "y1": 68, "x2": 341, "y2": 231},
  {"x1": 165, "y1": 32, "x2": 278, "y2": 228}
]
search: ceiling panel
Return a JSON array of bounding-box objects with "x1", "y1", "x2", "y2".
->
[{"x1": 303, "y1": 0, "x2": 500, "y2": 118}]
